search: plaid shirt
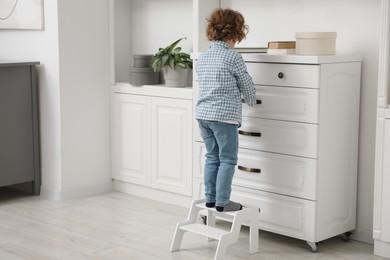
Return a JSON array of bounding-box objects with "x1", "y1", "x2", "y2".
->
[{"x1": 195, "y1": 41, "x2": 256, "y2": 126}]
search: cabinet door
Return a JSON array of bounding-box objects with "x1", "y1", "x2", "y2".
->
[
  {"x1": 152, "y1": 97, "x2": 192, "y2": 195},
  {"x1": 0, "y1": 66, "x2": 35, "y2": 187},
  {"x1": 111, "y1": 94, "x2": 151, "y2": 186}
]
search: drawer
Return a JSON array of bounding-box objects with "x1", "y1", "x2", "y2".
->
[
  {"x1": 243, "y1": 85, "x2": 319, "y2": 123},
  {"x1": 194, "y1": 142, "x2": 317, "y2": 200},
  {"x1": 231, "y1": 185, "x2": 316, "y2": 241},
  {"x1": 235, "y1": 148, "x2": 317, "y2": 200},
  {"x1": 239, "y1": 117, "x2": 318, "y2": 158},
  {"x1": 246, "y1": 62, "x2": 320, "y2": 89}
]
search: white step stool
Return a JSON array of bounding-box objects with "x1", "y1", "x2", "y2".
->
[{"x1": 170, "y1": 199, "x2": 259, "y2": 260}]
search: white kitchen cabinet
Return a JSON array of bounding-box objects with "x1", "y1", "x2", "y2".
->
[
  {"x1": 193, "y1": 54, "x2": 361, "y2": 252},
  {"x1": 374, "y1": 115, "x2": 390, "y2": 257},
  {"x1": 151, "y1": 96, "x2": 193, "y2": 195},
  {"x1": 111, "y1": 93, "x2": 152, "y2": 187},
  {"x1": 111, "y1": 85, "x2": 193, "y2": 197},
  {"x1": 373, "y1": 0, "x2": 390, "y2": 258},
  {"x1": 374, "y1": 110, "x2": 390, "y2": 258},
  {"x1": 109, "y1": 0, "x2": 194, "y2": 206}
]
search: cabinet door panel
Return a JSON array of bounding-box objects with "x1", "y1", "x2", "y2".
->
[
  {"x1": 152, "y1": 97, "x2": 192, "y2": 196},
  {"x1": 193, "y1": 177, "x2": 204, "y2": 201},
  {"x1": 243, "y1": 85, "x2": 319, "y2": 123},
  {"x1": 192, "y1": 80, "x2": 202, "y2": 142},
  {"x1": 240, "y1": 117, "x2": 318, "y2": 158},
  {"x1": 0, "y1": 66, "x2": 35, "y2": 186},
  {"x1": 111, "y1": 94, "x2": 152, "y2": 186},
  {"x1": 246, "y1": 62, "x2": 320, "y2": 89},
  {"x1": 193, "y1": 141, "x2": 206, "y2": 179}
]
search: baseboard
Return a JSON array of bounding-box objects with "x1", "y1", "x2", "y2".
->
[
  {"x1": 40, "y1": 181, "x2": 114, "y2": 200},
  {"x1": 113, "y1": 180, "x2": 192, "y2": 208},
  {"x1": 375, "y1": 240, "x2": 390, "y2": 258},
  {"x1": 351, "y1": 227, "x2": 374, "y2": 244}
]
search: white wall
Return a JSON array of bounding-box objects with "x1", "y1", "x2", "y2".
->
[
  {"x1": 57, "y1": 0, "x2": 112, "y2": 198},
  {"x1": 0, "y1": 0, "x2": 112, "y2": 199},
  {"x1": 222, "y1": 0, "x2": 381, "y2": 243}
]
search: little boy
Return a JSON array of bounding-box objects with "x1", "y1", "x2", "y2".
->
[{"x1": 196, "y1": 8, "x2": 257, "y2": 212}]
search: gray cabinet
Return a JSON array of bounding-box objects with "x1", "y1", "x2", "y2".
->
[{"x1": 0, "y1": 62, "x2": 40, "y2": 194}]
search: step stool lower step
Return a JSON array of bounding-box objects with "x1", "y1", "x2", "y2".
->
[{"x1": 180, "y1": 223, "x2": 229, "y2": 240}]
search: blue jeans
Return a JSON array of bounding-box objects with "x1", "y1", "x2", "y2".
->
[{"x1": 197, "y1": 120, "x2": 238, "y2": 206}]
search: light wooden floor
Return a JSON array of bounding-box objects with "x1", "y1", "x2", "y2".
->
[{"x1": 0, "y1": 187, "x2": 386, "y2": 260}]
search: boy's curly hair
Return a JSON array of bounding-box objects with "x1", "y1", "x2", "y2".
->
[{"x1": 206, "y1": 8, "x2": 249, "y2": 43}]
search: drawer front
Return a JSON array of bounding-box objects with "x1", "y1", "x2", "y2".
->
[
  {"x1": 194, "y1": 142, "x2": 317, "y2": 200},
  {"x1": 246, "y1": 62, "x2": 320, "y2": 89},
  {"x1": 231, "y1": 186, "x2": 316, "y2": 241},
  {"x1": 239, "y1": 117, "x2": 318, "y2": 158},
  {"x1": 235, "y1": 148, "x2": 317, "y2": 200},
  {"x1": 243, "y1": 85, "x2": 319, "y2": 123}
]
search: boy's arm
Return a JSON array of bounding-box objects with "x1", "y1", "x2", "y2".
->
[{"x1": 234, "y1": 54, "x2": 257, "y2": 106}]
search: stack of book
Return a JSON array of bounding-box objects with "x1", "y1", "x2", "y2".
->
[{"x1": 267, "y1": 41, "x2": 296, "y2": 54}]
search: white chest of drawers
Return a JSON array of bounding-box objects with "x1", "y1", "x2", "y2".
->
[{"x1": 192, "y1": 54, "x2": 361, "y2": 251}]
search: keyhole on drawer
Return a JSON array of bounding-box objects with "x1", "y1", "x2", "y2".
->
[{"x1": 278, "y1": 72, "x2": 284, "y2": 79}]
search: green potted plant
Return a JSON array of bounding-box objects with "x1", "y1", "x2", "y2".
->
[{"x1": 150, "y1": 37, "x2": 193, "y2": 87}]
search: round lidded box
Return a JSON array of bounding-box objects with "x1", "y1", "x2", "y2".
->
[
  {"x1": 129, "y1": 66, "x2": 159, "y2": 86},
  {"x1": 129, "y1": 54, "x2": 159, "y2": 86},
  {"x1": 133, "y1": 54, "x2": 153, "y2": 68},
  {"x1": 295, "y1": 32, "x2": 337, "y2": 55}
]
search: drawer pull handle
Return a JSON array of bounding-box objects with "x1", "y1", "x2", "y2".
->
[
  {"x1": 278, "y1": 72, "x2": 284, "y2": 79},
  {"x1": 241, "y1": 98, "x2": 262, "y2": 104},
  {"x1": 238, "y1": 130, "x2": 261, "y2": 137},
  {"x1": 238, "y1": 165, "x2": 261, "y2": 173}
]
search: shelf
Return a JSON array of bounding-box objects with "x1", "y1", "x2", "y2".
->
[
  {"x1": 111, "y1": 83, "x2": 193, "y2": 99},
  {"x1": 109, "y1": 0, "x2": 193, "y2": 84}
]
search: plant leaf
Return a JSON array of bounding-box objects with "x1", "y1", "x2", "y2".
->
[
  {"x1": 180, "y1": 52, "x2": 190, "y2": 59},
  {"x1": 177, "y1": 62, "x2": 187, "y2": 69},
  {"x1": 168, "y1": 58, "x2": 175, "y2": 69},
  {"x1": 151, "y1": 60, "x2": 162, "y2": 72},
  {"x1": 166, "y1": 37, "x2": 186, "y2": 53},
  {"x1": 161, "y1": 54, "x2": 169, "y2": 67},
  {"x1": 173, "y1": 47, "x2": 182, "y2": 53}
]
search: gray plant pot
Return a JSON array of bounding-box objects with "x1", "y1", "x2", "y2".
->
[{"x1": 162, "y1": 67, "x2": 192, "y2": 87}]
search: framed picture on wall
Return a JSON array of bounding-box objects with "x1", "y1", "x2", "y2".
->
[{"x1": 0, "y1": 0, "x2": 44, "y2": 30}]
